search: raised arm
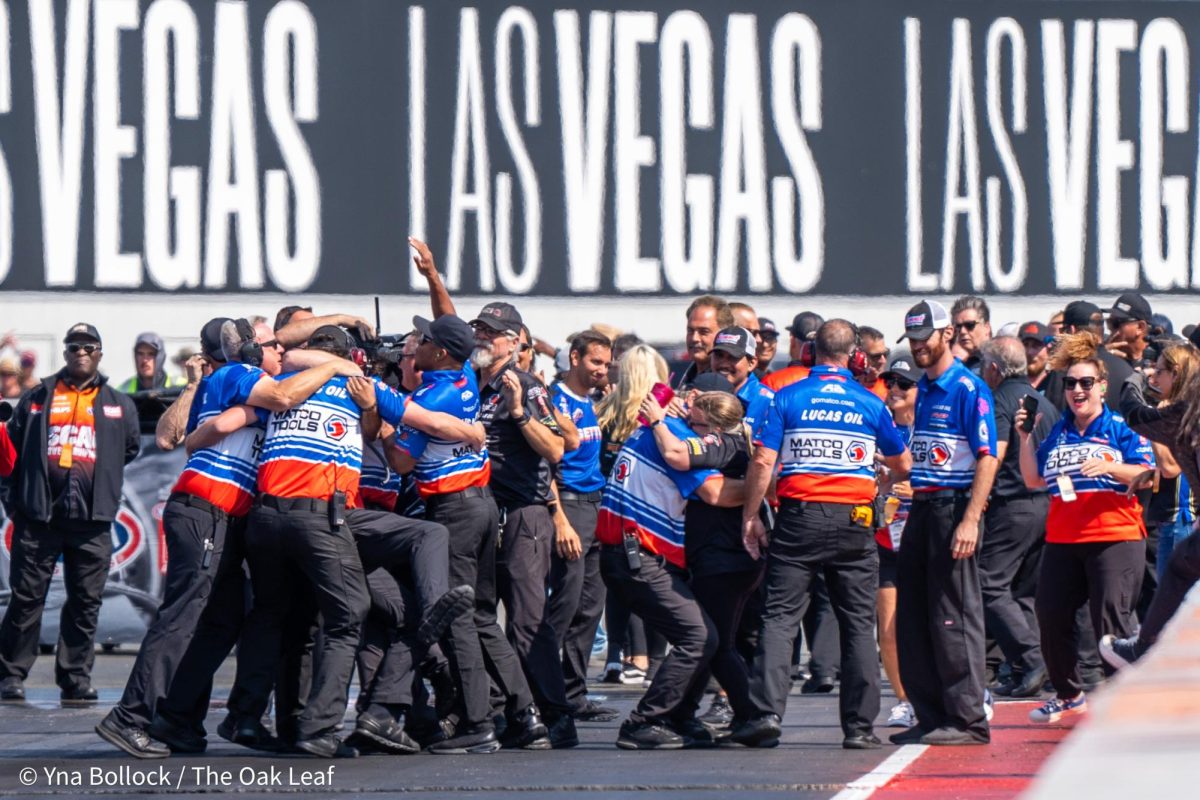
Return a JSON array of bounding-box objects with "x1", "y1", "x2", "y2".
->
[
  {"x1": 275, "y1": 313, "x2": 376, "y2": 349},
  {"x1": 410, "y1": 236, "x2": 457, "y2": 318},
  {"x1": 247, "y1": 360, "x2": 361, "y2": 412}
]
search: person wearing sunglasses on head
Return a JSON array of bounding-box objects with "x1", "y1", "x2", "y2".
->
[
  {"x1": 977, "y1": 338, "x2": 1059, "y2": 700},
  {"x1": 0, "y1": 323, "x2": 140, "y2": 706},
  {"x1": 1016, "y1": 332, "x2": 1153, "y2": 726},
  {"x1": 950, "y1": 296, "x2": 993, "y2": 376}
]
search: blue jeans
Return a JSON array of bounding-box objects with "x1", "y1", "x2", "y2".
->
[{"x1": 1156, "y1": 519, "x2": 1196, "y2": 582}]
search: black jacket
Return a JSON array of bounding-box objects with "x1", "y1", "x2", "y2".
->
[
  {"x1": 4, "y1": 370, "x2": 140, "y2": 523},
  {"x1": 1119, "y1": 374, "x2": 1200, "y2": 498}
]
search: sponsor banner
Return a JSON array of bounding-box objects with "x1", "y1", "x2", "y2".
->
[{"x1": 0, "y1": 1, "x2": 1199, "y2": 297}]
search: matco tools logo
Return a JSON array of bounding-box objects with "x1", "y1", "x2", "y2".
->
[{"x1": 325, "y1": 416, "x2": 349, "y2": 440}]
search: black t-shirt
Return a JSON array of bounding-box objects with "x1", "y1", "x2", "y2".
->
[
  {"x1": 1041, "y1": 349, "x2": 1131, "y2": 412},
  {"x1": 991, "y1": 376, "x2": 1059, "y2": 498},
  {"x1": 478, "y1": 360, "x2": 561, "y2": 507},
  {"x1": 680, "y1": 430, "x2": 761, "y2": 578}
]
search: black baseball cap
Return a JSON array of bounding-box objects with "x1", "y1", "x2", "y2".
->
[
  {"x1": 63, "y1": 322, "x2": 101, "y2": 346},
  {"x1": 787, "y1": 311, "x2": 824, "y2": 339},
  {"x1": 691, "y1": 372, "x2": 736, "y2": 395},
  {"x1": 414, "y1": 315, "x2": 475, "y2": 363},
  {"x1": 897, "y1": 300, "x2": 951, "y2": 343},
  {"x1": 472, "y1": 302, "x2": 523, "y2": 333},
  {"x1": 308, "y1": 325, "x2": 356, "y2": 355},
  {"x1": 1108, "y1": 292, "x2": 1152, "y2": 324},
  {"x1": 711, "y1": 327, "x2": 756, "y2": 359},
  {"x1": 880, "y1": 353, "x2": 922, "y2": 383},
  {"x1": 758, "y1": 317, "x2": 779, "y2": 340},
  {"x1": 1062, "y1": 300, "x2": 1103, "y2": 329},
  {"x1": 1018, "y1": 321, "x2": 1051, "y2": 343},
  {"x1": 200, "y1": 318, "x2": 231, "y2": 362}
]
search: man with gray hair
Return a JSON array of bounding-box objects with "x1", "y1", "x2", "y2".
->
[
  {"x1": 951, "y1": 296, "x2": 993, "y2": 374},
  {"x1": 977, "y1": 337, "x2": 1059, "y2": 698}
]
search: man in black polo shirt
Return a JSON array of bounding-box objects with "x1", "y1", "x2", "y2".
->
[
  {"x1": 978, "y1": 337, "x2": 1058, "y2": 697},
  {"x1": 471, "y1": 302, "x2": 574, "y2": 748}
]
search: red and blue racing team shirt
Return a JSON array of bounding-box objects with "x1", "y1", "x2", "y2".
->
[
  {"x1": 597, "y1": 416, "x2": 719, "y2": 568},
  {"x1": 172, "y1": 364, "x2": 269, "y2": 516},
  {"x1": 755, "y1": 366, "x2": 907, "y2": 505},
  {"x1": 1036, "y1": 407, "x2": 1153, "y2": 544},
  {"x1": 394, "y1": 368, "x2": 490, "y2": 498},
  {"x1": 910, "y1": 360, "x2": 997, "y2": 491},
  {"x1": 257, "y1": 375, "x2": 406, "y2": 508}
]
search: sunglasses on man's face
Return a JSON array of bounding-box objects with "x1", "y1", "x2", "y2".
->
[
  {"x1": 66, "y1": 343, "x2": 99, "y2": 355},
  {"x1": 866, "y1": 351, "x2": 890, "y2": 363},
  {"x1": 1063, "y1": 377, "x2": 1099, "y2": 391},
  {"x1": 884, "y1": 376, "x2": 916, "y2": 391},
  {"x1": 954, "y1": 320, "x2": 979, "y2": 332}
]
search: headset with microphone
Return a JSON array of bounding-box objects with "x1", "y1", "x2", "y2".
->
[
  {"x1": 224, "y1": 319, "x2": 264, "y2": 367},
  {"x1": 799, "y1": 322, "x2": 868, "y2": 376}
]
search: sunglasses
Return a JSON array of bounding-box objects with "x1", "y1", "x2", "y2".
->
[
  {"x1": 954, "y1": 320, "x2": 980, "y2": 332},
  {"x1": 66, "y1": 343, "x2": 100, "y2": 355},
  {"x1": 260, "y1": 339, "x2": 280, "y2": 350},
  {"x1": 866, "y1": 351, "x2": 890, "y2": 363},
  {"x1": 519, "y1": 343, "x2": 533, "y2": 353},
  {"x1": 1063, "y1": 376, "x2": 1099, "y2": 391},
  {"x1": 884, "y1": 376, "x2": 916, "y2": 391}
]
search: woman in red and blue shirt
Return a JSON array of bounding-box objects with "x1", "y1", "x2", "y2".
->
[{"x1": 1017, "y1": 332, "x2": 1153, "y2": 725}]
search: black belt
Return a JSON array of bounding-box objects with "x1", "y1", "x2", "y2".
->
[
  {"x1": 169, "y1": 492, "x2": 228, "y2": 519},
  {"x1": 559, "y1": 490, "x2": 602, "y2": 503},
  {"x1": 255, "y1": 493, "x2": 329, "y2": 514},
  {"x1": 425, "y1": 486, "x2": 493, "y2": 505},
  {"x1": 989, "y1": 493, "x2": 1045, "y2": 505},
  {"x1": 913, "y1": 489, "x2": 971, "y2": 502},
  {"x1": 779, "y1": 499, "x2": 858, "y2": 510}
]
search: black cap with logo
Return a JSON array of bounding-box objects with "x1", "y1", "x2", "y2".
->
[
  {"x1": 63, "y1": 323, "x2": 101, "y2": 346},
  {"x1": 896, "y1": 300, "x2": 951, "y2": 343},
  {"x1": 880, "y1": 352, "x2": 922, "y2": 383},
  {"x1": 472, "y1": 302, "x2": 523, "y2": 334},
  {"x1": 711, "y1": 327, "x2": 756, "y2": 359},
  {"x1": 1108, "y1": 292, "x2": 1152, "y2": 324}
]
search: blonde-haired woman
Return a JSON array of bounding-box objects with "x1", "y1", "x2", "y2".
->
[
  {"x1": 596, "y1": 345, "x2": 671, "y2": 685},
  {"x1": 641, "y1": 389, "x2": 765, "y2": 730},
  {"x1": 1016, "y1": 332, "x2": 1153, "y2": 725}
]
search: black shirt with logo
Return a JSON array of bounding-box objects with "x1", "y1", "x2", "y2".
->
[
  {"x1": 478, "y1": 359, "x2": 561, "y2": 507},
  {"x1": 680, "y1": 430, "x2": 763, "y2": 578},
  {"x1": 991, "y1": 376, "x2": 1058, "y2": 498}
]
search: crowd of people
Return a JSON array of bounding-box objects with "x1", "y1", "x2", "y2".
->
[{"x1": 1, "y1": 242, "x2": 1199, "y2": 758}]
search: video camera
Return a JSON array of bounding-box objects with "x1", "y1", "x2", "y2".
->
[{"x1": 353, "y1": 331, "x2": 408, "y2": 388}]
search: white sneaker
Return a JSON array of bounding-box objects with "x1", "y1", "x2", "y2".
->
[
  {"x1": 886, "y1": 701, "x2": 915, "y2": 728},
  {"x1": 1029, "y1": 694, "x2": 1087, "y2": 724},
  {"x1": 983, "y1": 688, "x2": 994, "y2": 722}
]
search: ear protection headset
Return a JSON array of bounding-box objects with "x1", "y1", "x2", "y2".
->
[
  {"x1": 232, "y1": 319, "x2": 264, "y2": 367},
  {"x1": 799, "y1": 323, "x2": 867, "y2": 376}
]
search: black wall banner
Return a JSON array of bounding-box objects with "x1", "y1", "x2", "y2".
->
[{"x1": 0, "y1": 1, "x2": 1199, "y2": 297}]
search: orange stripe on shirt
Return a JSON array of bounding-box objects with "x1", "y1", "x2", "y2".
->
[
  {"x1": 777, "y1": 473, "x2": 878, "y2": 505},
  {"x1": 417, "y1": 461, "x2": 491, "y2": 498},
  {"x1": 1045, "y1": 493, "x2": 1146, "y2": 544},
  {"x1": 257, "y1": 460, "x2": 363, "y2": 509},
  {"x1": 172, "y1": 470, "x2": 254, "y2": 517}
]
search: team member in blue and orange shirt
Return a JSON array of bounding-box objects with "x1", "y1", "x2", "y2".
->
[
  {"x1": 391, "y1": 313, "x2": 522, "y2": 755},
  {"x1": 734, "y1": 320, "x2": 910, "y2": 751},
  {"x1": 892, "y1": 299, "x2": 998, "y2": 748},
  {"x1": 118, "y1": 319, "x2": 363, "y2": 758},
  {"x1": 1017, "y1": 331, "x2": 1152, "y2": 726}
]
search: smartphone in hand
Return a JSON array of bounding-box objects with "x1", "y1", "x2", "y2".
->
[{"x1": 1020, "y1": 395, "x2": 1038, "y2": 433}]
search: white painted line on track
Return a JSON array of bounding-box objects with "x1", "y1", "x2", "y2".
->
[{"x1": 831, "y1": 744, "x2": 929, "y2": 800}]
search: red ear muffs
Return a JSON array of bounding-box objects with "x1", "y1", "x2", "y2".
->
[{"x1": 799, "y1": 340, "x2": 815, "y2": 367}]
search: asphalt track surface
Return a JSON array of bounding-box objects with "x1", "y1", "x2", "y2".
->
[{"x1": 0, "y1": 653, "x2": 1061, "y2": 799}]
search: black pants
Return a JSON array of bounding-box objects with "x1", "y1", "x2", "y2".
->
[
  {"x1": 600, "y1": 545, "x2": 717, "y2": 724},
  {"x1": 800, "y1": 573, "x2": 841, "y2": 679},
  {"x1": 356, "y1": 568, "x2": 419, "y2": 709},
  {"x1": 110, "y1": 498, "x2": 244, "y2": 729},
  {"x1": 231, "y1": 498, "x2": 369, "y2": 740},
  {"x1": 688, "y1": 569, "x2": 763, "y2": 721},
  {"x1": 748, "y1": 502, "x2": 879, "y2": 737},
  {"x1": 980, "y1": 495, "x2": 1047, "y2": 676},
  {"x1": 1142, "y1": 527, "x2": 1200, "y2": 644},
  {"x1": 348, "y1": 508, "x2": 451, "y2": 622},
  {"x1": 0, "y1": 515, "x2": 110, "y2": 690},
  {"x1": 428, "y1": 491, "x2": 533, "y2": 726},
  {"x1": 1036, "y1": 540, "x2": 1143, "y2": 698},
  {"x1": 897, "y1": 495, "x2": 988, "y2": 740},
  {"x1": 546, "y1": 494, "x2": 606, "y2": 713},
  {"x1": 497, "y1": 503, "x2": 571, "y2": 719}
]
